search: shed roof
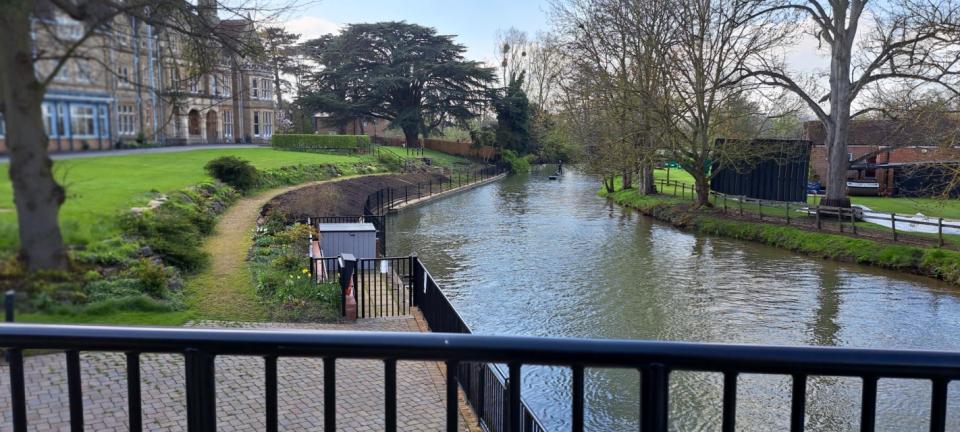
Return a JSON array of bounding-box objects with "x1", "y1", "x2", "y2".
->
[{"x1": 316, "y1": 223, "x2": 377, "y2": 232}]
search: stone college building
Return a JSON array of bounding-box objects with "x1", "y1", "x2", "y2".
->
[{"x1": 0, "y1": 0, "x2": 278, "y2": 154}]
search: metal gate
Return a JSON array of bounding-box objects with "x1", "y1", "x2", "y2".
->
[{"x1": 352, "y1": 257, "x2": 414, "y2": 318}]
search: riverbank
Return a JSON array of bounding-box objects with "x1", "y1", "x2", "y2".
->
[{"x1": 601, "y1": 186, "x2": 960, "y2": 286}]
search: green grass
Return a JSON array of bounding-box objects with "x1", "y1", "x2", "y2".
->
[
  {"x1": 0, "y1": 148, "x2": 372, "y2": 249},
  {"x1": 375, "y1": 145, "x2": 478, "y2": 169},
  {"x1": 17, "y1": 310, "x2": 193, "y2": 326}
]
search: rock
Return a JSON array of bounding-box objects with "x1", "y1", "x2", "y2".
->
[{"x1": 137, "y1": 246, "x2": 153, "y2": 257}]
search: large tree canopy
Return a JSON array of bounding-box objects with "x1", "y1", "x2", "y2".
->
[{"x1": 302, "y1": 21, "x2": 495, "y2": 146}]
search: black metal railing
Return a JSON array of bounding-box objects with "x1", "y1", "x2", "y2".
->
[
  {"x1": 411, "y1": 256, "x2": 548, "y2": 431},
  {"x1": 4, "y1": 322, "x2": 960, "y2": 432},
  {"x1": 362, "y1": 166, "x2": 506, "y2": 218},
  {"x1": 350, "y1": 256, "x2": 414, "y2": 318}
]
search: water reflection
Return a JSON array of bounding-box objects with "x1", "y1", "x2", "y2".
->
[{"x1": 387, "y1": 166, "x2": 960, "y2": 431}]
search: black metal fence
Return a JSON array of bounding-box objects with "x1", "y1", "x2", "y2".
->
[
  {"x1": 350, "y1": 257, "x2": 414, "y2": 318},
  {"x1": 5, "y1": 320, "x2": 960, "y2": 432},
  {"x1": 658, "y1": 178, "x2": 960, "y2": 248},
  {"x1": 362, "y1": 166, "x2": 505, "y2": 217},
  {"x1": 411, "y1": 257, "x2": 548, "y2": 432}
]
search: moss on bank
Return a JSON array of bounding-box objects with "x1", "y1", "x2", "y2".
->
[{"x1": 600, "y1": 187, "x2": 960, "y2": 286}]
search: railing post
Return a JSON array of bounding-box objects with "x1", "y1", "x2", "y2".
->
[
  {"x1": 738, "y1": 198, "x2": 743, "y2": 216},
  {"x1": 851, "y1": 208, "x2": 857, "y2": 235},
  {"x1": 405, "y1": 186, "x2": 409, "y2": 204},
  {"x1": 640, "y1": 363, "x2": 668, "y2": 432},
  {"x1": 938, "y1": 218, "x2": 944, "y2": 247},
  {"x1": 891, "y1": 213, "x2": 898, "y2": 241},
  {"x1": 410, "y1": 254, "x2": 420, "y2": 306},
  {"x1": 786, "y1": 202, "x2": 790, "y2": 225},
  {"x1": 816, "y1": 205, "x2": 821, "y2": 230},
  {"x1": 185, "y1": 349, "x2": 216, "y2": 432}
]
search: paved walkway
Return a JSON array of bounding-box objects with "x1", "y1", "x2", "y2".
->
[
  {"x1": 0, "y1": 317, "x2": 475, "y2": 431},
  {"x1": 0, "y1": 144, "x2": 262, "y2": 163}
]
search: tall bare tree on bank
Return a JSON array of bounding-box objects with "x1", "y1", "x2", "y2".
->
[
  {"x1": 658, "y1": 0, "x2": 792, "y2": 206},
  {"x1": 746, "y1": 0, "x2": 960, "y2": 207},
  {"x1": 0, "y1": 0, "x2": 292, "y2": 270},
  {"x1": 551, "y1": 0, "x2": 676, "y2": 194}
]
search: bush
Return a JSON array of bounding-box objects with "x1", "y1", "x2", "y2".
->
[
  {"x1": 256, "y1": 164, "x2": 341, "y2": 190},
  {"x1": 205, "y1": 156, "x2": 259, "y2": 192},
  {"x1": 502, "y1": 149, "x2": 531, "y2": 174},
  {"x1": 271, "y1": 134, "x2": 371, "y2": 153}
]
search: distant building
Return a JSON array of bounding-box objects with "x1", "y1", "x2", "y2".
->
[
  {"x1": 312, "y1": 113, "x2": 389, "y2": 137},
  {"x1": 0, "y1": 0, "x2": 277, "y2": 154},
  {"x1": 804, "y1": 120, "x2": 959, "y2": 184}
]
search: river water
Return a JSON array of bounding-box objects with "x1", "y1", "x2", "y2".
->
[{"x1": 387, "y1": 166, "x2": 960, "y2": 431}]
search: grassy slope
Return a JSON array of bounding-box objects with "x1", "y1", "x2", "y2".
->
[
  {"x1": 602, "y1": 185, "x2": 960, "y2": 286},
  {"x1": 0, "y1": 148, "x2": 370, "y2": 249},
  {"x1": 653, "y1": 168, "x2": 960, "y2": 219},
  {"x1": 375, "y1": 145, "x2": 478, "y2": 169}
]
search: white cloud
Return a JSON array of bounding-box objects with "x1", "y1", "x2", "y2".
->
[{"x1": 284, "y1": 15, "x2": 342, "y2": 40}]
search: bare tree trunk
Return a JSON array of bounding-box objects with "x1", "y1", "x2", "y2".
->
[
  {"x1": 622, "y1": 170, "x2": 633, "y2": 189},
  {"x1": 692, "y1": 172, "x2": 711, "y2": 207},
  {"x1": 0, "y1": 4, "x2": 69, "y2": 271},
  {"x1": 604, "y1": 176, "x2": 615, "y2": 193},
  {"x1": 638, "y1": 163, "x2": 656, "y2": 195},
  {"x1": 822, "y1": 35, "x2": 854, "y2": 208}
]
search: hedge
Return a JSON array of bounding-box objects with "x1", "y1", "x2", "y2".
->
[{"x1": 271, "y1": 134, "x2": 371, "y2": 153}]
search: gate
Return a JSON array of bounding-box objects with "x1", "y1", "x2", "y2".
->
[{"x1": 351, "y1": 257, "x2": 414, "y2": 318}]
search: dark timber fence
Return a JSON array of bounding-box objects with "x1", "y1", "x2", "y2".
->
[{"x1": 657, "y1": 178, "x2": 960, "y2": 248}]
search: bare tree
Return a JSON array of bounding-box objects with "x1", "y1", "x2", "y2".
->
[
  {"x1": 0, "y1": 0, "x2": 295, "y2": 270},
  {"x1": 746, "y1": 0, "x2": 960, "y2": 207},
  {"x1": 657, "y1": 0, "x2": 794, "y2": 206}
]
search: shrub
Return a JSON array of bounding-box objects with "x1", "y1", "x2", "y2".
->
[
  {"x1": 205, "y1": 156, "x2": 259, "y2": 192},
  {"x1": 256, "y1": 164, "x2": 341, "y2": 190},
  {"x1": 271, "y1": 134, "x2": 371, "y2": 153},
  {"x1": 502, "y1": 149, "x2": 531, "y2": 174}
]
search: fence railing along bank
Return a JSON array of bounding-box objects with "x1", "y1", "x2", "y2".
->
[
  {"x1": 657, "y1": 178, "x2": 960, "y2": 248},
  {"x1": 5, "y1": 304, "x2": 960, "y2": 431}
]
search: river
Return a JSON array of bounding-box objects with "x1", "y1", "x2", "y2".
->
[{"x1": 387, "y1": 166, "x2": 960, "y2": 431}]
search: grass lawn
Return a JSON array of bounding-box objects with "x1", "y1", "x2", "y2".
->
[
  {"x1": 0, "y1": 148, "x2": 372, "y2": 250},
  {"x1": 652, "y1": 168, "x2": 960, "y2": 219},
  {"x1": 375, "y1": 145, "x2": 479, "y2": 169}
]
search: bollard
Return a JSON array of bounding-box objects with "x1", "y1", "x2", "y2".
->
[
  {"x1": 938, "y1": 218, "x2": 944, "y2": 247},
  {"x1": 816, "y1": 205, "x2": 821, "y2": 229}
]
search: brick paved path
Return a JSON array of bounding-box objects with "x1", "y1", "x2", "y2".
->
[{"x1": 0, "y1": 318, "x2": 474, "y2": 431}]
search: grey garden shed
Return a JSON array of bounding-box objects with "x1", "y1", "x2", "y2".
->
[{"x1": 316, "y1": 223, "x2": 378, "y2": 259}]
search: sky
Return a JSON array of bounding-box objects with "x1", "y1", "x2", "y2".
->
[{"x1": 284, "y1": 0, "x2": 554, "y2": 64}]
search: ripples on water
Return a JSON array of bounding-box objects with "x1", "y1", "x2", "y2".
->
[{"x1": 387, "y1": 167, "x2": 960, "y2": 431}]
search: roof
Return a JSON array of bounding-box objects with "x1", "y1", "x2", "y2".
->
[
  {"x1": 804, "y1": 119, "x2": 959, "y2": 147},
  {"x1": 317, "y1": 223, "x2": 377, "y2": 233}
]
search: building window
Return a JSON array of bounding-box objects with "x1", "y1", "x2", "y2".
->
[
  {"x1": 70, "y1": 105, "x2": 96, "y2": 137},
  {"x1": 210, "y1": 75, "x2": 218, "y2": 96},
  {"x1": 0, "y1": 112, "x2": 5, "y2": 137},
  {"x1": 42, "y1": 103, "x2": 54, "y2": 136},
  {"x1": 222, "y1": 75, "x2": 231, "y2": 96},
  {"x1": 75, "y1": 60, "x2": 93, "y2": 83},
  {"x1": 118, "y1": 66, "x2": 131, "y2": 87},
  {"x1": 222, "y1": 110, "x2": 232, "y2": 138},
  {"x1": 189, "y1": 77, "x2": 199, "y2": 93},
  {"x1": 99, "y1": 105, "x2": 109, "y2": 137},
  {"x1": 263, "y1": 111, "x2": 273, "y2": 137},
  {"x1": 53, "y1": 61, "x2": 71, "y2": 82},
  {"x1": 57, "y1": 16, "x2": 84, "y2": 40},
  {"x1": 118, "y1": 104, "x2": 136, "y2": 135},
  {"x1": 57, "y1": 104, "x2": 67, "y2": 136},
  {"x1": 263, "y1": 79, "x2": 273, "y2": 101},
  {"x1": 251, "y1": 78, "x2": 259, "y2": 99},
  {"x1": 252, "y1": 111, "x2": 260, "y2": 136}
]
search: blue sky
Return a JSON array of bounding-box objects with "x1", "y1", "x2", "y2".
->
[{"x1": 284, "y1": 0, "x2": 553, "y2": 64}]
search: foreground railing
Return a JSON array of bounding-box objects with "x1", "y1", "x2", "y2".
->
[{"x1": 3, "y1": 324, "x2": 960, "y2": 432}]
